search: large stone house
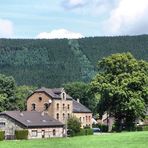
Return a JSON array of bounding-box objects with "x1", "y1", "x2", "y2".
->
[
  {"x1": 27, "y1": 87, "x2": 92, "y2": 127},
  {"x1": 0, "y1": 87, "x2": 92, "y2": 139}
]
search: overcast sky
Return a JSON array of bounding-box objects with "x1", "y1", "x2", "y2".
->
[{"x1": 0, "y1": 0, "x2": 148, "y2": 39}]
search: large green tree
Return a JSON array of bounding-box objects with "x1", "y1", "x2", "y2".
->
[
  {"x1": 91, "y1": 53, "x2": 148, "y2": 131},
  {"x1": 0, "y1": 74, "x2": 16, "y2": 111}
]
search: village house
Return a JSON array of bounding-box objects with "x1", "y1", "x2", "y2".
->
[
  {"x1": 0, "y1": 87, "x2": 92, "y2": 139},
  {"x1": 27, "y1": 87, "x2": 92, "y2": 127}
]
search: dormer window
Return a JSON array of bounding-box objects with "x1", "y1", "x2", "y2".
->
[{"x1": 61, "y1": 92, "x2": 66, "y2": 100}]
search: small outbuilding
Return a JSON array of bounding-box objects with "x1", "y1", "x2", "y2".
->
[{"x1": 0, "y1": 111, "x2": 64, "y2": 139}]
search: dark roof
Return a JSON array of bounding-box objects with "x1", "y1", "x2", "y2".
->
[
  {"x1": 34, "y1": 87, "x2": 72, "y2": 100},
  {"x1": 73, "y1": 100, "x2": 92, "y2": 113},
  {"x1": 0, "y1": 111, "x2": 64, "y2": 128}
]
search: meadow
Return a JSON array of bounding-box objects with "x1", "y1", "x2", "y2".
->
[{"x1": 0, "y1": 131, "x2": 148, "y2": 148}]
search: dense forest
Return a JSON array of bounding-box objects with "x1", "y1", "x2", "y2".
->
[{"x1": 0, "y1": 35, "x2": 148, "y2": 87}]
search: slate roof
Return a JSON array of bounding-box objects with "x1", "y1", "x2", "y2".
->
[
  {"x1": 34, "y1": 87, "x2": 72, "y2": 100},
  {"x1": 73, "y1": 100, "x2": 92, "y2": 113},
  {"x1": 0, "y1": 111, "x2": 64, "y2": 128}
]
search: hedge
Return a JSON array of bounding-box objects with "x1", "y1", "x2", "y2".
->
[
  {"x1": 136, "y1": 125, "x2": 148, "y2": 131},
  {"x1": 15, "y1": 130, "x2": 28, "y2": 140},
  {"x1": 0, "y1": 131, "x2": 5, "y2": 141},
  {"x1": 68, "y1": 128, "x2": 93, "y2": 137}
]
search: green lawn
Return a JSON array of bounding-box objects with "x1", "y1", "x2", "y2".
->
[{"x1": 0, "y1": 132, "x2": 148, "y2": 148}]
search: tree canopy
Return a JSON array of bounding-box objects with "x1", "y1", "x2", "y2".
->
[{"x1": 91, "y1": 52, "x2": 148, "y2": 131}]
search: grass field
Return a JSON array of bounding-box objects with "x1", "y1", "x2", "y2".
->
[{"x1": 0, "y1": 131, "x2": 148, "y2": 148}]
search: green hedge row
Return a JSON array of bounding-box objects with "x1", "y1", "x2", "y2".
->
[
  {"x1": 0, "y1": 131, "x2": 5, "y2": 141},
  {"x1": 136, "y1": 126, "x2": 148, "y2": 131},
  {"x1": 68, "y1": 128, "x2": 93, "y2": 137},
  {"x1": 15, "y1": 130, "x2": 28, "y2": 140}
]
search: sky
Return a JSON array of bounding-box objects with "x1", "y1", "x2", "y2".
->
[{"x1": 0, "y1": 0, "x2": 148, "y2": 39}]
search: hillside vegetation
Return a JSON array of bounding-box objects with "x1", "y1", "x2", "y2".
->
[{"x1": 0, "y1": 35, "x2": 148, "y2": 87}]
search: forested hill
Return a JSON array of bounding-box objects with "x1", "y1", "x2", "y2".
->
[{"x1": 0, "y1": 35, "x2": 148, "y2": 87}]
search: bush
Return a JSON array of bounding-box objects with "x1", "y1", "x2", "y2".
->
[
  {"x1": 143, "y1": 126, "x2": 148, "y2": 131},
  {"x1": 67, "y1": 116, "x2": 81, "y2": 137},
  {"x1": 75, "y1": 129, "x2": 85, "y2": 136},
  {"x1": 74, "y1": 128, "x2": 93, "y2": 136},
  {"x1": 85, "y1": 128, "x2": 93, "y2": 135},
  {"x1": 136, "y1": 126, "x2": 143, "y2": 131},
  {"x1": 15, "y1": 130, "x2": 28, "y2": 140},
  {"x1": 0, "y1": 131, "x2": 5, "y2": 141}
]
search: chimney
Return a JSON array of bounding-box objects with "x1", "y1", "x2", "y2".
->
[{"x1": 77, "y1": 98, "x2": 80, "y2": 103}]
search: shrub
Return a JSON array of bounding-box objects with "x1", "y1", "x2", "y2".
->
[
  {"x1": 75, "y1": 129, "x2": 85, "y2": 136},
  {"x1": 74, "y1": 128, "x2": 93, "y2": 136},
  {"x1": 143, "y1": 126, "x2": 148, "y2": 131},
  {"x1": 67, "y1": 116, "x2": 81, "y2": 137},
  {"x1": 15, "y1": 130, "x2": 28, "y2": 140},
  {"x1": 85, "y1": 128, "x2": 93, "y2": 135},
  {"x1": 136, "y1": 126, "x2": 143, "y2": 131},
  {"x1": 0, "y1": 131, "x2": 5, "y2": 141}
]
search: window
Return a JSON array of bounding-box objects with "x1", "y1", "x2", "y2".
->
[
  {"x1": 67, "y1": 104, "x2": 70, "y2": 110},
  {"x1": 57, "y1": 103, "x2": 59, "y2": 110},
  {"x1": 63, "y1": 104, "x2": 65, "y2": 110},
  {"x1": 68, "y1": 113, "x2": 70, "y2": 119},
  {"x1": 89, "y1": 116, "x2": 91, "y2": 122},
  {"x1": 57, "y1": 113, "x2": 59, "y2": 120},
  {"x1": 53, "y1": 129, "x2": 56, "y2": 136},
  {"x1": 31, "y1": 103, "x2": 36, "y2": 111},
  {"x1": 39, "y1": 97, "x2": 42, "y2": 101},
  {"x1": 63, "y1": 113, "x2": 65, "y2": 120},
  {"x1": 44, "y1": 103, "x2": 48, "y2": 111},
  {"x1": 26, "y1": 120, "x2": 31, "y2": 123},
  {"x1": 32, "y1": 130, "x2": 37, "y2": 137},
  {"x1": 83, "y1": 117, "x2": 85, "y2": 122},
  {"x1": 86, "y1": 116, "x2": 88, "y2": 122},
  {"x1": 79, "y1": 117, "x2": 81, "y2": 122},
  {"x1": 0, "y1": 122, "x2": 5, "y2": 127}
]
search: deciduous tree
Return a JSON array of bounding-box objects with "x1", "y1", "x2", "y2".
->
[{"x1": 91, "y1": 53, "x2": 148, "y2": 131}]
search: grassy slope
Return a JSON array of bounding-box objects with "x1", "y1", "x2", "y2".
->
[{"x1": 0, "y1": 132, "x2": 148, "y2": 148}]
